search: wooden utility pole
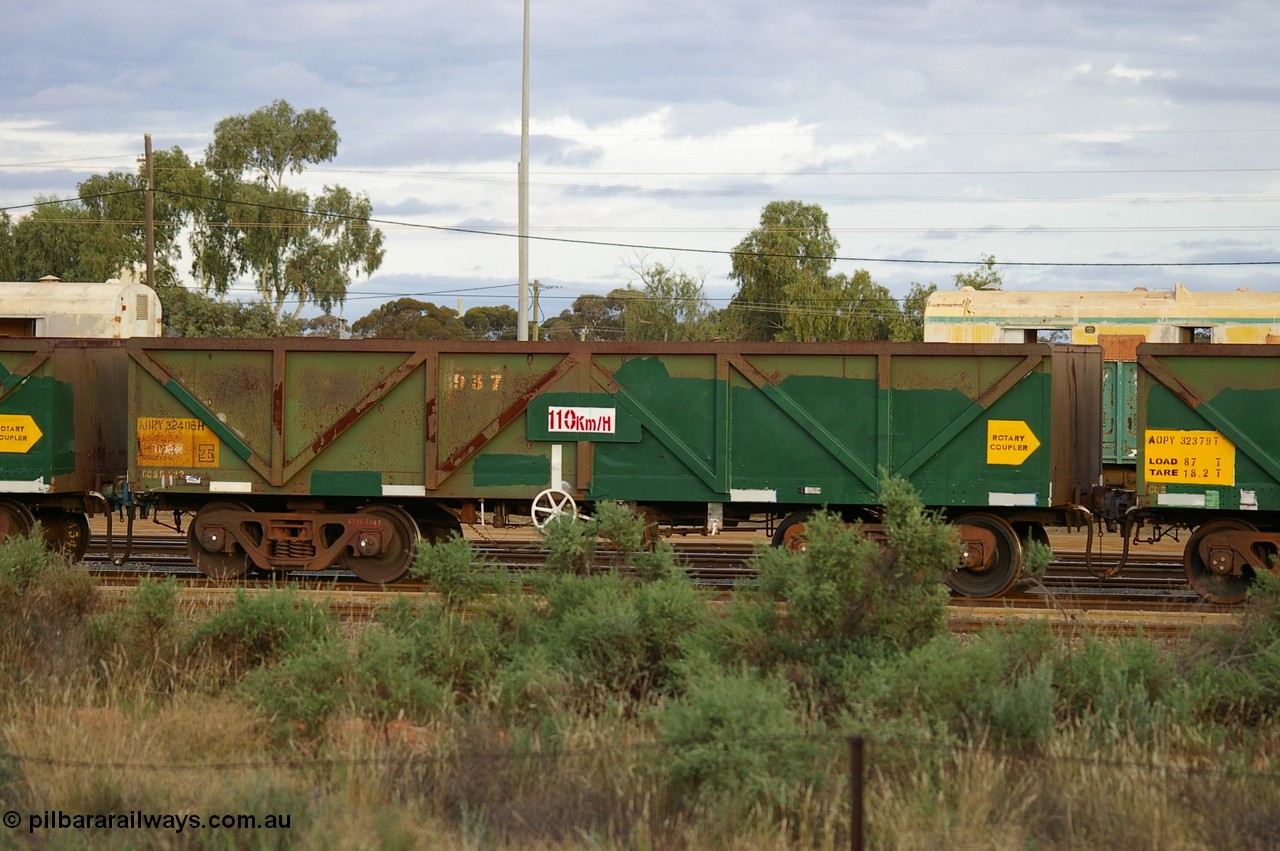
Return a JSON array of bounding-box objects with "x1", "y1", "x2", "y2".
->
[{"x1": 531, "y1": 278, "x2": 540, "y2": 341}]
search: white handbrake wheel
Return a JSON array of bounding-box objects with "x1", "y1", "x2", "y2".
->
[{"x1": 531, "y1": 487, "x2": 578, "y2": 529}]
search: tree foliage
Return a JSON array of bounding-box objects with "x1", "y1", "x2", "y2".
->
[
  {"x1": 350, "y1": 298, "x2": 467, "y2": 339},
  {"x1": 542, "y1": 290, "x2": 630, "y2": 341},
  {"x1": 621, "y1": 258, "x2": 716, "y2": 341},
  {"x1": 161, "y1": 287, "x2": 299, "y2": 338},
  {"x1": 729, "y1": 200, "x2": 838, "y2": 341},
  {"x1": 892, "y1": 281, "x2": 937, "y2": 342},
  {"x1": 461, "y1": 305, "x2": 518, "y2": 340},
  {"x1": 954, "y1": 254, "x2": 1002, "y2": 290},
  {"x1": 781, "y1": 269, "x2": 903, "y2": 342},
  {"x1": 347, "y1": 299, "x2": 517, "y2": 340},
  {"x1": 192, "y1": 99, "x2": 385, "y2": 324}
]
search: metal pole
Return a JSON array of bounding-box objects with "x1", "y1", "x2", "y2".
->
[
  {"x1": 144, "y1": 134, "x2": 155, "y2": 289},
  {"x1": 517, "y1": 0, "x2": 530, "y2": 340}
]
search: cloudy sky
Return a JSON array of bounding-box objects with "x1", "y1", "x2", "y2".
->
[{"x1": 3, "y1": 0, "x2": 1278, "y2": 323}]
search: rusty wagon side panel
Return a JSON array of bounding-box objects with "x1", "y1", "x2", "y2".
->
[
  {"x1": 126, "y1": 338, "x2": 1099, "y2": 512},
  {"x1": 0, "y1": 338, "x2": 128, "y2": 501},
  {"x1": 0, "y1": 338, "x2": 128, "y2": 554}
]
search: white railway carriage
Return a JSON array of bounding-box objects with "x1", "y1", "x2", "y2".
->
[
  {"x1": 0, "y1": 277, "x2": 162, "y2": 338},
  {"x1": 923, "y1": 285, "x2": 1280, "y2": 487},
  {"x1": 923, "y1": 284, "x2": 1280, "y2": 358}
]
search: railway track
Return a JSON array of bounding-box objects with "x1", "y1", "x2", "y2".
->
[{"x1": 78, "y1": 530, "x2": 1240, "y2": 636}]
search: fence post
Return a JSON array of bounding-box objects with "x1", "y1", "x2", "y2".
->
[{"x1": 850, "y1": 735, "x2": 864, "y2": 851}]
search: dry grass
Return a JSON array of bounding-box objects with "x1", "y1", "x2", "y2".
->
[
  {"x1": 2, "y1": 679, "x2": 1279, "y2": 849},
  {"x1": 1, "y1": 538, "x2": 1279, "y2": 848}
]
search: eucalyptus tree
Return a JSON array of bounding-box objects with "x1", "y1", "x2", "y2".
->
[
  {"x1": 194, "y1": 99, "x2": 385, "y2": 324},
  {"x1": 782, "y1": 269, "x2": 901, "y2": 342},
  {"x1": 4, "y1": 198, "x2": 98, "y2": 281},
  {"x1": 893, "y1": 282, "x2": 938, "y2": 341},
  {"x1": 621, "y1": 260, "x2": 715, "y2": 341},
  {"x1": 953, "y1": 254, "x2": 1002, "y2": 290},
  {"x1": 350, "y1": 298, "x2": 468, "y2": 339},
  {"x1": 728, "y1": 200, "x2": 839, "y2": 341},
  {"x1": 0, "y1": 213, "x2": 14, "y2": 280}
]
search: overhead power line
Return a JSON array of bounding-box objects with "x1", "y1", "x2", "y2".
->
[{"x1": 5, "y1": 186, "x2": 1280, "y2": 270}]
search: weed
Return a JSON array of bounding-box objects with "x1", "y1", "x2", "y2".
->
[
  {"x1": 410, "y1": 533, "x2": 507, "y2": 607},
  {"x1": 187, "y1": 587, "x2": 335, "y2": 679}
]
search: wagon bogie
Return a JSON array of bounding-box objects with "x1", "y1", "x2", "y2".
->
[{"x1": 183, "y1": 500, "x2": 420, "y2": 582}]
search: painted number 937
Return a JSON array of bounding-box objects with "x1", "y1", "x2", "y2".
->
[{"x1": 451, "y1": 371, "x2": 503, "y2": 392}]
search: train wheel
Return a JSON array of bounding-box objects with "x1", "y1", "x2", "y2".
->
[
  {"x1": 0, "y1": 500, "x2": 35, "y2": 545},
  {"x1": 37, "y1": 510, "x2": 90, "y2": 562},
  {"x1": 342, "y1": 505, "x2": 418, "y2": 584},
  {"x1": 1184, "y1": 518, "x2": 1257, "y2": 604},
  {"x1": 771, "y1": 511, "x2": 811, "y2": 553},
  {"x1": 421, "y1": 517, "x2": 463, "y2": 544},
  {"x1": 949, "y1": 513, "x2": 1023, "y2": 598},
  {"x1": 1013, "y1": 521, "x2": 1051, "y2": 550},
  {"x1": 187, "y1": 501, "x2": 252, "y2": 580},
  {"x1": 531, "y1": 488, "x2": 577, "y2": 529}
]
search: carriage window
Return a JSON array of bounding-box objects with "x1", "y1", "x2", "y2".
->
[
  {"x1": 1179, "y1": 326, "x2": 1213, "y2": 343},
  {"x1": 1036, "y1": 329, "x2": 1072, "y2": 344},
  {"x1": 0, "y1": 318, "x2": 37, "y2": 337}
]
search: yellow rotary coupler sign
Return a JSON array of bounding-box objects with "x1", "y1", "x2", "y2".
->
[
  {"x1": 0, "y1": 415, "x2": 42, "y2": 453},
  {"x1": 986, "y1": 420, "x2": 1041, "y2": 465},
  {"x1": 1144, "y1": 429, "x2": 1234, "y2": 486},
  {"x1": 136, "y1": 417, "x2": 220, "y2": 467}
]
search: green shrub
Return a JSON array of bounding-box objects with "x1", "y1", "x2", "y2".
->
[
  {"x1": 755, "y1": 475, "x2": 954, "y2": 655},
  {"x1": 592, "y1": 500, "x2": 646, "y2": 553},
  {"x1": 377, "y1": 599, "x2": 506, "y2": 694},
  {"x1": 1181, "y1": 573, "x2": 1280, "y2": 724},
  {"x1": 539, "y1": 574, "x2": 647, "y2": 696},
  {"x1": 493, "y1": 644, "x2": 577, "y2": 722},
  {"x1": 348, "y1": 627, "x2": 451, "y2": 723},
  {"x1": 498, "y1": 573, "x2": 715, "y2": 709},
  {"x1": 988, "y1": 661, "x2": 1056, "y2": 747},
  {"x1": 409, "y1": 534, "x2": 506, "y2": 607},
  {"x1": 875, "y1": 475, "x2": 957, "y2": 648},
  {"x1": 0, "y1": 525, "x2": 68, "y2": 599},
  {"x1": 541, "y1": 501, "x2": 683, "y2": 581},
  {"x1": 1056, "y1": 636, "x2": 1187, "y2": 737},
  {"x1": 633, "y1": 576, "x2": 712, "y2": 692},
  {"x1": 756, "y1": 509, "x2": 880, "y2": 644},
  {"x1": 540, "y1": 514, "x2": 597, "y2": 575},
  {"x1": 241, "y1": 636, "x2": 350, "y2": 736},
  {"x1": 839, "y1": 624, "x2": 1058, "y2": 740},
  {"x1": 656, "y1": 669, "x2": 821, "y2": 815},
  {"x1": 188, "y1": 588, "x2": 334, "y2": 677},
  {"x1": 1022, "y1": 537, "x2": 1054, "y2": 580},
  {"x1": 0, "y1": 529, "x2": 96, "y2": 678},
  {"x1": 86, "y1": 578, "x2": 186, "y2": 688}
]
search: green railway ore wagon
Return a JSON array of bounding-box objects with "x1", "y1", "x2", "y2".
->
[
  {"x1": 1135, "y1": 343, "x2": 1280, "y2": 603},
  {"x1": 0, "y1": 338, "x2": 129, "y2": 558},
  {"x1": 127, "y1": 339, "x2": 1100, "y2": 595}
]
